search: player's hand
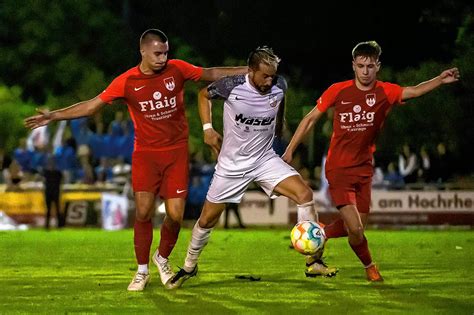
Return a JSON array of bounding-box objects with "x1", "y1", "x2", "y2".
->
[
  {"x1": 282, "y1": 150, "x2": 293, "y2": 164},
  {"x1": 440, "y1": 67, "x2": 460, "y2": 84},
  {"x1": 203, "y1": 128, "x2": 222, "y2": 156},
  {"x1": 24, "y1": 108, "x2": 52, "y2": 130}
]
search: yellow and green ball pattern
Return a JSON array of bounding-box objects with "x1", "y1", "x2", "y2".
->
[{"x1": 290, "y1": 220, "x2": 325, "y2": 255}]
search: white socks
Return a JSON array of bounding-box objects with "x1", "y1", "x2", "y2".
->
[
  {"x1": 137, "y1": 264, "x2": 148, "y2": 274},
  {"x1": 183, "y1": 221, "x2": 212, "y2": 272},
  {"x1": 297, "y1": 200, "x2": 318, "y2": 222}
]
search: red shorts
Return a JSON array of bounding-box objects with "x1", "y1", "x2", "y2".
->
[
  {"x1": 326, "y1": 171, "x2": 372, "y2": 213},
  {"x1": 132, "y1": 146, "x2": 189, "y2": 199}
]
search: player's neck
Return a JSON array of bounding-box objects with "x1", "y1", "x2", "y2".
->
[
  {"x1": 354, "y1": 79, "x2": 376, "y2": 91},
  {"x1": 139, "y1": 63, "x2": 163, "y2": 75},
  {"x1": 139, "y1": 63, "x2": 152, "y2": 75}
]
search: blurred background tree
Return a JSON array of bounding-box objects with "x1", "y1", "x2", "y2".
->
[{"x1": 0, "y1": 0, "x2": 472, "y2": 177}]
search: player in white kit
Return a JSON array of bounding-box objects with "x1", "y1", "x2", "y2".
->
[{"x1": 168, "y1": 47, "x2": 337, "y2": 289}]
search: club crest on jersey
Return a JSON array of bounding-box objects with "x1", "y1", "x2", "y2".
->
[
  {"x1": 269, "y1": 96, "x2": 279, "y2": 107},
  {"x1": 164, "y1": 77, "x2": 175, "y2": 91},
  {"x1": 366, "y1": 93, "x2": 376, "y2": 107}
]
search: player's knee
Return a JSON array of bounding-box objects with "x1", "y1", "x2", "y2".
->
[
  {"x1": 135, "y1": 209, "x2": 152, "y2": 221},
  {"x1": 135, "y1": 200, "x2": 156, "y2": 221},
  {"x1": 198, "y1": 217, "x2": 213, "y2": 229},
  {"x1": 166, "y1": 212, "x2": 183, "y2": 225},
  {"x1": 198, "y1": 213, "x2": 221, "y2": 229},
  {"x1": 347, "y1": 227, "x2": 365, "y2": 244}
]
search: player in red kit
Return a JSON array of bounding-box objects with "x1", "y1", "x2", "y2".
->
[
  {"x1": 282, "y1": 41, "x2": 460, "y2": 281},
  {"x1": 24, "y1": 29, "x2": 247, "y2": 291}
]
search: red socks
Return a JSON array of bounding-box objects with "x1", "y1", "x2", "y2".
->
[
  {"x1": 349, "y1": 236, "x2": 372, "y2": 267},
  {"x1": 324, "y1": 219, "x2": 373, "y2": 267},
  {"x1": 324, "y1": 219, "x2": 348, "y2": 239},
  {"x1": 133, "y1": 219, "x2": 153, "y2": 265},
  {"x1": 133, "y1": 218, "x2": 181, "y2": 264},
  {"x1": 158, "y1": 220, "x2": 181, "y2": 259}
]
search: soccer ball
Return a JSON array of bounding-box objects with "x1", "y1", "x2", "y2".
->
[{"x1": 290, "y1": 220, "x2": 326, "y2": 255}]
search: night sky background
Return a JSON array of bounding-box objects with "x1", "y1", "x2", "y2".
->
[{"x1": 122, "y1": 0, "x2": 471, "y2": 92}]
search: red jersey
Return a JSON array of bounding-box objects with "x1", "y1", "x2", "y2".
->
[
  {"x1": 99, "y1": 59, "x2": 203, "y2": 151},
  {"x1": 316, "y1": 80, "x2": 403, "y2": 176}
]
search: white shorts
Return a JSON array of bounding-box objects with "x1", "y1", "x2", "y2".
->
[{"x1": 206, "y1": 156, "x2": 300, "y2": 203}]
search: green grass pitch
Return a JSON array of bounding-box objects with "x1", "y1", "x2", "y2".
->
[{"x1": 0, "y1": 227, "x2": 473, "y2": 314}]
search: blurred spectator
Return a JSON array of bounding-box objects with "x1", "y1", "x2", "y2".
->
[
  {"x1": 108, "y1": 111, "x2": 126, "y2": 158},
  {"x1": 108, "y1": 111, "x2": 126, "y2": 137},
  {"x1": 430, "y1": 142, "x2": 454, "y2": 184},
  {"x1": 52, "y1": 121, "x2": 68, "y2": 152},
  {"x1": 314, "y1": 109, "x2": 333, "y2": 208},
  {"x1": 117, "y1": 114, "x2": 135, "y2": 164},
  {"x1": 314, "y1": 156, "x2": 332, "y2": 209},
  {"x1": 224, "y1": 202, "x2": 245, "y2": 229},
  {"x1": 13, "y1": 137, "x2": 33, "y2": 174},
  {"x1": 3, "y1": 157, "x2": 24, "y2": 191},
  {"x1": 88, "y1": 130, "x2": 108, "y2": 163},
  {"x1": 30, "y1": 144, "x2": 48, "y2": 176},
  {"x1": 111, "y1": 156, "x2": 131, "y2": 186},
  {"x1": 185, "y1": 152, "x2": 214, "y2": 220},
  {"x1": 26, "y1": 124, "x2": 49, "y2": 152},
  {"x1": 42, "y1": 154, "x2": 63, "y2": 229},
  {"x1": 185, "y1": 173, "x2": 210, "y2": 220},
  {"x1": 384, "y1": 161, "x2": 405, "y2": 189},
  {"x1": 418, "y1": 145, "x2": 431, "y2": 182},
  {"x1": 76, "y1": 144, "x2": 95, "y2": 184},
  {"x1": 95, "y1": 157, "x2": 114, "y2": 183},
  {"x1": 70, "y1": 117, "x2": 92, "y2": 146},
  {"x1": 398, "y1": 144, "x2": 419, "y2": 184},
  {"x1": 54, "y1": 137, "x2": 78, "y2": 184},
  {"x1": 372, "y1": 164, "x2": 385, "y2": 188}
]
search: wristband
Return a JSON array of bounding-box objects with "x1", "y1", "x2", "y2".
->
[{"x1": 203, "y1": 123, "x2": 213, "y2": 131}]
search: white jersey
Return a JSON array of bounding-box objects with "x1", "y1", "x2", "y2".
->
[{"x1": 207, "y1": 74, "x2": 287, "y2": 176}]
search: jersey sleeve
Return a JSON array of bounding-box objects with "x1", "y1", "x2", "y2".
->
[
  {"x1": 381, "y1": 82, "x2": 403, "y2": 105},
  {"x1": 315, "y1": 83, "x2": 340, "y2": 112},
  {"x1": 207, "y1": 75, "x2": 246, "y2": 100},
  {"x1": 99, "y1": 73, "x2": 127, "y2": 104},
  {"x1": 171, "y1": 59, "x2": 203, "y2": 81}
]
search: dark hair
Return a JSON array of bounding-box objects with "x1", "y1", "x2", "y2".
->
[
  {"x1": 247, "y1": 46, "x2": 281, "y2": 70},
  {"x1": 352, "y1": 41, "x2": 382, "y2": 60},
  {"x1": 140, "y1": 29, "x2": 168, "y2": 47}
]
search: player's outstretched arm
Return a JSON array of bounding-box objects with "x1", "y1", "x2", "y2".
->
[
  {"x1": 198, "y1": 87, "x2": 222, "y2": 157},
  {"x1": 282, "y1": 107, "x2": 324, "y2": 164},
  {"x1": 200, "y1": 66, "x2": 248, "y2": 82},
  {"x1": 24, "y1": 96, "x2": 107, "y2": 130},
  {"x1": 401, "y1": 67, "x2": 460, "y2": 101}
]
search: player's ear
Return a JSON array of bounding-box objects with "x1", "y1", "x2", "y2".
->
[
  {"x1": 352, "y1": 60, "x2": 356, "y2": 72},
  {"x1": 248, "y1": 67, "x2": 255, "y2": 80},
  {"x1": 376, "y1": 61, "x2": 381, "y2": 71}
]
